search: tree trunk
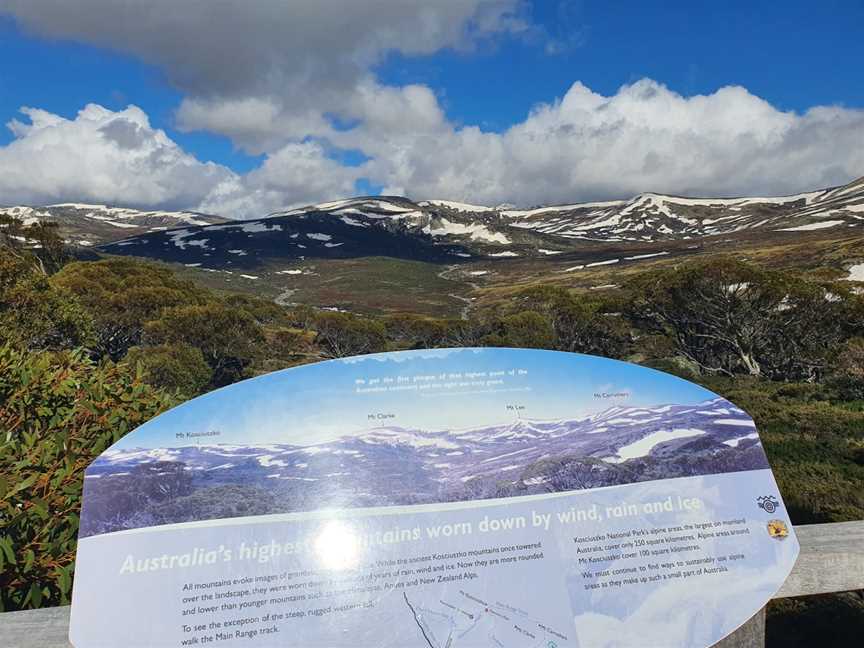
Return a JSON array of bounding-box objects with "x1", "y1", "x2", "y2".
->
[{"x1": 740, "y1": 351, "x2": 761, "y2": 376}]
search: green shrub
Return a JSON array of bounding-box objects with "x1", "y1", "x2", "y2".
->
[
  {"x1": 495, "y1": 285, "x2": 630, "y2": 357},
  {"x1": 384, "y1": 313, "x2": 450, "y2": 349},
  {"x1": 144, "y1": 303, "x2": 265, "y2": 387},
  {"x1": 124, "y1": 343, "x2": 213, "y2": 399},
  {"x1": 0, "y1": 256, "x2": 93, "y2": 353},
  {"x1": 480, "y1": 311, "x2": 557, "y2": 349},
  {"x1": 312, "y1": 311, "x2": 387, "y2": 358},
  {"x1": 700, "y1": 377, "x2": 864, "y2": 523},
  {"x1": 0, "y1": 345, "x2": 176, "y2": 611},
  {"x1": 826, "y1": 338, "x2": 864, "y2": 400},
  {"x1": 253, "y1": 327, "x2": 317, "y2": 374},
  {"x1": 220, "y1": 293, "x2": 291, "y2": 327},
  {"x1": 52, "y1": 259, "x2": 208, "y2": 360}
]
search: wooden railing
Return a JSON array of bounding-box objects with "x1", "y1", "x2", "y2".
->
[{"x1": 2, "y1": 520, "x2": 862, "y2": 647}]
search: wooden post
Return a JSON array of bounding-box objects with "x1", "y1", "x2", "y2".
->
[
  {"x1": 713, "y1": 608, "x2": 766, "y2": 648},
  {"x1": 3, "y1": 606, "x2": 71, "y2": 648}
]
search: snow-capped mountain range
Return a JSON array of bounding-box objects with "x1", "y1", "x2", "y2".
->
[
  {"x1": 278, "y1": 175, "x2": 864, "y2": 245},
  {"x1": 89, "y1": 398, "x2": 764, "y2": 495},
  {"x1": 493, "y1": 176, "x2": 864, "y2": 241},
  {"x1": 0, "y1": 202, "x2": 224, "y2": 246},
  {"x1": 79, "y1": 397, "x2": 771, "y2": 535},
  {"x1": 85, "y1": 176, "x2": 863, "y2": 267},
  {"x1": 6, "y1": 177, "x2": 861, "y2": 267}
]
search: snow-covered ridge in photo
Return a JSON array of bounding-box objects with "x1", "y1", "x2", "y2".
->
[{"x1": 92, "y1": 397, "x2": 757, "y2": 485}]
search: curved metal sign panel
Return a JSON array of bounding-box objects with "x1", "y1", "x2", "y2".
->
[{"x1": 71, "y1": 348, "x2": 798, "y2": 647}]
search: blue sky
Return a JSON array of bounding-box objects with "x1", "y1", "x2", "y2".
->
[
  {"x1": 380, "y1": 1, "x2": 864, "y2": 129},
  {"x1": 112, "y1": 348, "x2": 717, "y2": 450},
  {"x1": 0, "y1": 17, "x2": 262, "y2": 172},
  {"x1": 0, "y1": 1, "x2": 861, "y2": 215}
]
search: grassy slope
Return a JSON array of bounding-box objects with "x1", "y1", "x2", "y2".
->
[
  {"x1": 470, "y1": 230, "x2": 864, "y2": 308},
  {"x1": 168, "y1": 256, "x2": 473, "y2": 318},
  {"x1": 104, "y1": 226, "x2": 864, "y2": 320}
]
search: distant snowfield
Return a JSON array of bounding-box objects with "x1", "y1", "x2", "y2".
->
[
  {"x1": 845, "y1": 263, "x2": 864, "y2": 281},
  {"x1": 501, "y1": 199, "x2": 626, "y2": 218},
  {"x1": 724, "y1": 433, "x2": 759, "y2": 448},
  {"x1": 169, "y1": 229, "x2": 194, "y2": 249},
  {"x1": 34, "y1": 203, "x2": 218, "y2": 226},
  {"x1": 607, "y1": 428, "x2": 706, "y2": 462},
  {"x1": 625, "y1": 251, "x2": 669, "y2": 260},
  {"x1": 423, "y1": 218, "x2": 511, "y2": 244},
  {"x1": 309, "y1": 198, "x2": 355, "y2": 211},
  {"x1": 340, "y1": 215, "x2": 367, "y2": 227},
  {"x1": 0, "y1": 202, "x2": 218, "y2": 237},
  {"x1": 777, "y1": 220, "x2": 845, "y2": 232},
  {"x1": 241, "y1": 221, "x2": 277, "y2": 233},
  {"x1": 419, "y1": 199, "x2": 493, "y2": 212}
]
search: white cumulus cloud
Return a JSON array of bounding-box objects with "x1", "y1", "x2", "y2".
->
[
  {"x1": 0, "y1": 104, "x2": 232, "y2": 209},
  {"x1": 352, "y1": 80, "x2": 864, "y2": 206},
  {"x1": 0, "y1": 105, "x2": 360, "y2": 217},
  {"x1": 197, "y1": 141, "x2": 362, "y2": 219}
]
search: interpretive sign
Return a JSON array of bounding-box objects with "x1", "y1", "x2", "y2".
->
[{"x1": 70, "y1": 348, "x2": 798, "y2": 647}]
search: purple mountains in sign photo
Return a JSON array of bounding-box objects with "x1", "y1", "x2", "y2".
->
[{"x1": 80, "y1": 398, "x2": 767, "y2": 537}]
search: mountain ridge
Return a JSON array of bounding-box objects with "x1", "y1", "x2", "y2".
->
[
  {"x1": 0, "y1": 202, "x2": 225, "y2": 246},
  {"x1": 92, "y1": 175, "x2": 863, "y2": 267},
  {"x1": 79, "y1": 397, "x2": 767, "y2": 536},
  {"x1": 95, "y1": 397, "x2": 752, "y2": 473},
  {"x1": 4, "y1": 176, "x2": 862, "y2": 251}
]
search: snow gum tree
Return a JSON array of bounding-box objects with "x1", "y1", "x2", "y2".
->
[{"x1": 628, "y1": 257, "x2": 858, "y2": 380}]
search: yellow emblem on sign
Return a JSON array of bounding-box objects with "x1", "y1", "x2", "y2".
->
[{"x1": 767, "y1": 519, "x2": 789, "y2": 539}]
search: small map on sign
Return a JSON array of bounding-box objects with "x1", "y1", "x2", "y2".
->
[{"x1": 404, "y1": 589, "x2": 568, "y2": 648}]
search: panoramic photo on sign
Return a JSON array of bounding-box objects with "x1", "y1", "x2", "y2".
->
[{"x1": 70, "y1": 348, "x2": 798, "y2": 647}]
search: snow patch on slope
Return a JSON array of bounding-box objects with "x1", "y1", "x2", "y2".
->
[
  {"x1": 844, "y1": 263, "x2": 864, "y2": 281},
  {"x1": 423, "y1": 218, "x2": 511, "y2": 244},
  {"x1": 776, "y1": 220, "x2": 845, "y2": 232},
  {"x1": 420, "y1": 200, "x2": 493, "y2": 212},
  {"x1": 607, "y1": 428, "x2": 706, "y2": 462}
]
